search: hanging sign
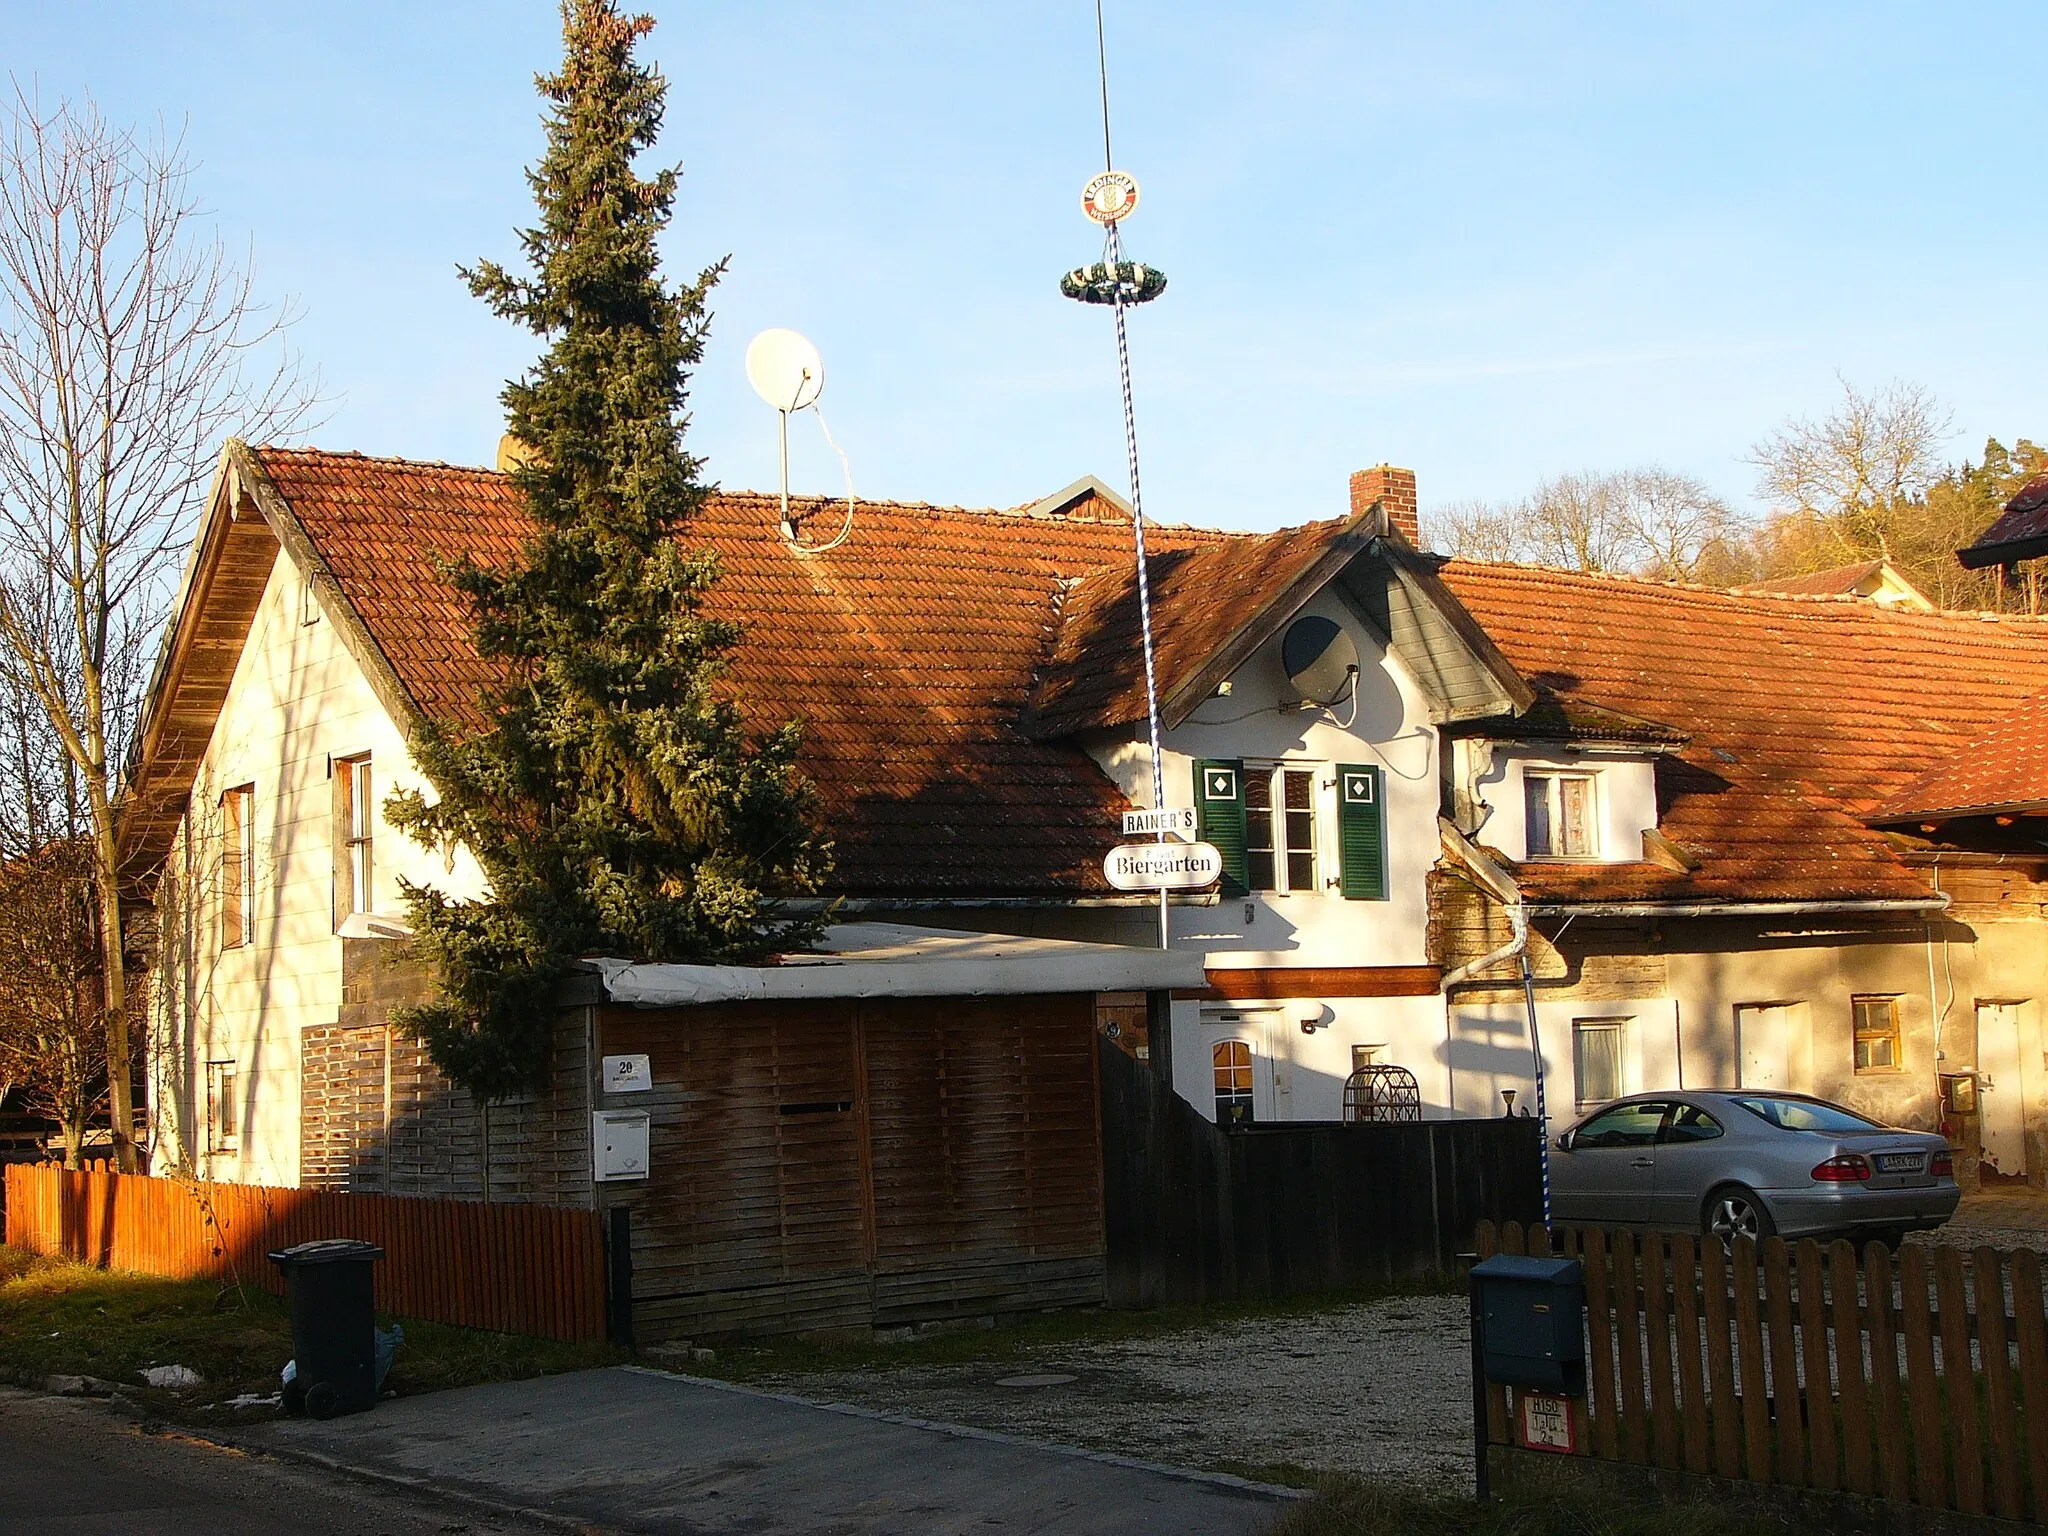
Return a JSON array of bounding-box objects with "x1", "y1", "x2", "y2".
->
[
  {"x1": 1121, "y1": 806, "x2": 1197, "y2": 838},
  {"x1": 1082, "y1": 170, "x2": 1140, "y2": 224},
  {"x1": 1103, "y1": 840, "x2": 1224, "y2": 891}
]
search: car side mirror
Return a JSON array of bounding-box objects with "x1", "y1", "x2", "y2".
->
[{"x1": 1555, "y1": 1131, "x2": 1575, "y2": 1152}]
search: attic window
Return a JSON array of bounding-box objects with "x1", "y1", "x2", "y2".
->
[{"x1": 1525, "y1": 772, "x2": 1597, "y2": 859}]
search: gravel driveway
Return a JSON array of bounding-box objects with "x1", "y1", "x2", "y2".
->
[{"x1": 733, "y1": 1293, "x2": 1476, "y2": 1488}]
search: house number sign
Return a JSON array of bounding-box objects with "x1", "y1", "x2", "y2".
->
[{"x1": 602, "y1": 1054, "x2": 652, "y2": 1093}]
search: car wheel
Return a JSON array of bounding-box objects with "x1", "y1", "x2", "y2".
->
[{"x1": 1703, "y1": 1185, "x2": 1775, "y2": 1245}]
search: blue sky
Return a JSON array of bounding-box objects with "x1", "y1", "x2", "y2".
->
[{"x1": 8, "y1": 3, "x2": 2046, "y2": 532}]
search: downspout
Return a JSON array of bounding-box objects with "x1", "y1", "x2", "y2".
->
[{"x1": 1438, "y1": 822, "x2": 1552, "y2": 1226}]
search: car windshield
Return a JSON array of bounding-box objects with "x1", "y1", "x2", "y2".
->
[{"x1": 1731, "y1": 1096, "x2": 1882, "y2": 1133}]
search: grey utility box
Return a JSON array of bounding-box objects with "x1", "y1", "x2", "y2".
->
[{"x1": 1471, "y1": 1253, "x2": 1586, "y2": 1395}]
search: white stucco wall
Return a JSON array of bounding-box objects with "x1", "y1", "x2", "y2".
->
[
  {"x1": 149, "y1": 543, "x2": 486, "y2": 1184},
  {"x1": 1087, "y1": 590, "x2": 1440, "y2": 971},
  {"x1": 1473, "y1": 749, "x2": 1658, "y2": 864}
]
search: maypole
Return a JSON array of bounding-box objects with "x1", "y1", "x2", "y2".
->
[{"x1": 1061, "y1": 3, "x2": 1172, "y2": 947}]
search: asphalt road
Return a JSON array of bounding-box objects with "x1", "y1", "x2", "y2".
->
[
  {"x1": 0, "y1": 1388, "x2": 558, "y2": 1536},
  {"x1": 263, "y1": 1366, "x2": 1290, "y2": 1534}
]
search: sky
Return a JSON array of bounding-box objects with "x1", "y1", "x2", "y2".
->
[{"x1": 6, "y1": 2, "x2": 2046, "y2": 533}]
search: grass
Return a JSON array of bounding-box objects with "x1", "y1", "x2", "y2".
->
[
  {"x1": 676, "y1": 1275, "x2": 1458, "y2": 1381},
  {"x1": 0, "y1": 1244, "x2": 624, "y2": 1419},
  {"x1": 1263, "y1": 1475, "x2": 1800, "y2": 1536}
]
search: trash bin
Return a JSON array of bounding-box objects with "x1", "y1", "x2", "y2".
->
[{"x1": 269, "y1": 1239, "x2": 385, "y2": 1419}]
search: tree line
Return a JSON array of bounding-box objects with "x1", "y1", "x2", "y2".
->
[{"x1": 1434, "y1": 377, "x2": 2046, "y2": 612}]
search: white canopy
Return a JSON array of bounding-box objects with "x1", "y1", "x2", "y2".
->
[{"x1": 590, "y1": 922, "x2": 1204, "y2": 1007}]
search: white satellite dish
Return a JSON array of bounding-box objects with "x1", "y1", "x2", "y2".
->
[{"x1": 746, "y1": 328, "x2": 824, "y2": 414}]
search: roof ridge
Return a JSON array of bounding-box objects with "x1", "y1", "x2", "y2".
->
[
  {"x1": 254, "y1": 443, "x2": 1239, "y2": 537},
  {"x1": 1450, "y1": 555, "x2": 2048, "y2": 625}
]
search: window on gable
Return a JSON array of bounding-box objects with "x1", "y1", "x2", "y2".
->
[
  {"x1": 1525, "y1": 771, "x2": 1598, "y2": 858},
  {"x1": 1213, "y1": 1040, "x2": 1254, "y2": 1126},
  {"x1": 220, "y1": 785, "x2": 254, "y2": 949},
  {"x1": 334, "y1": 754, "x2": 374, "y2": 923},
  {"x1": 1244, "y1": 766, "x2": 1319, "y2": 894},
  {"x1": 1853, "y1": 995, "x2": 1902, "y2": 1073}
]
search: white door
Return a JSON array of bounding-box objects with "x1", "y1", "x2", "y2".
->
[
  {"x1": 1979, "y1": 1002, "x2": 2027, "y2": 1179},
  {"x1": 1736, "y1": 1004, "x2": 1790, "y2": 1090}
]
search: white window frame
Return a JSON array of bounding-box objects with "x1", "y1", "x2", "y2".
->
[
  {"x1": 1572, "y1": 1016, "x2": 1629, "y2": 1109},
  {"x1": 1243, "y1": 762, "x2": 1324, "y2": 895},
  {"x1": 1213, "y1": 1038, "x2": 1256, "y2": 1124},
  {"x1": 1525, "y1": 770, "x2": 1600, "y2": 859},
  {"x1": 336, "y1": 754, "x2": 374, "y2": 921},
  {"x1": 220, "y1": 784, "x2": 255, "y2": 949}
]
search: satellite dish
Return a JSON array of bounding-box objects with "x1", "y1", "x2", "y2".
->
[
  {"x1": 1281, "y1": 614, "x2": 1359, "y2": 702},
  {"x1": 746, "y1": 328, "x2": 824, "y2": 414}
]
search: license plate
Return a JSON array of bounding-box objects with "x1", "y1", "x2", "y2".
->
[{"x1": 1877, "y1": 1153, "x2": 1924, "y2": 1172}]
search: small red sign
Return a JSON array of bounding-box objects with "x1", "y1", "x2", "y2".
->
[{"x1": 1518, "y1": 1391, "x2": 1578, "y2": 1455}]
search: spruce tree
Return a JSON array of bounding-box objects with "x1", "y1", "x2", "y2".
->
[{"x1": 389, "y1": 0, "x2": 830, "y2": 1100}]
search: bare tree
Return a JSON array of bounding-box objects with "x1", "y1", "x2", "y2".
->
[
  {"x1": 1615, "y1": 468, "x2": 1744, "y2": 583},
  {"x1": 0, "y1": 839, "x2": 109, "y2": 1166},
  {"x1": 1749, "y1": 375, "x2": 1953, "y2": 564},
  {"x1": 1438, "y1": 468, "x2": 1748, "y2": 584},
  {"x1": 0, "y1": 88, "x2": 316, "y2": 1170}
]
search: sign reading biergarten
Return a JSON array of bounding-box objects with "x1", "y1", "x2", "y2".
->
[{"x1": 1103, "y1": 840, "x2": 1224, "y2": 891}]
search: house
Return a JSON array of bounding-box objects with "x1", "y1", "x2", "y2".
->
[
  {"x1": 123, "y1": 439, "x2": 2048, "y2": 1259},
  {"x1": 1736, "y1": 560, "x2": 1933, "y2": 610}
]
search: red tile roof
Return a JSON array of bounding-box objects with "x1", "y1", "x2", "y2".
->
[
  {"x1": 1958, "y1": 469, "x2": 2048, "y2": 567},
  {"x1": 250, "y1": 447, "x2": 1224, "y2": 898},
  {"x1": 224, "y1": 449, "x2": 2048, "y2": 910},
  {"x1": 1738, "y1": 561, "x2": 1886, "y2": 598},
  {"x1": 1027, "y1": 514, "x2": 1365, "y2": 736},
  {"x1": 1872, "y1": 688, "x2": 2048, "y2": 820},
  {"x1": 1440, "y1": 562, "x2": 2048, "y2": 903}
]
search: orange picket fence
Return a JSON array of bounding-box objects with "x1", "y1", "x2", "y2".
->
[{"x1": 3, "y1": 1164, "x2": 606, "y2": 1343}]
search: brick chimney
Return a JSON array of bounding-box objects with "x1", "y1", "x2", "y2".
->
[{"x1": 1350, "y1": 465, "x2": 1419, "y2": 546}]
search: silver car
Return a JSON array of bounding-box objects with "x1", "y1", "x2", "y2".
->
[{"x1": 1549, "y1": 1091, "x2": 1959, "y2": 1243}]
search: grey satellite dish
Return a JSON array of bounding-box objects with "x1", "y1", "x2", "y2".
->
[{"x1": 1281, "y1": 614, "x2": 1359, "y2": 702}]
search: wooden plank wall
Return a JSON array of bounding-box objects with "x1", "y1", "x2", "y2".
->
[
  {"x1": 598, "y1": 994, "x2": 1108, "y2": 1339},
  {"x1": 4, "y1": 1163, "x2": 606, "y2": 1342},
  {"x1": 1101, "y1": 1038, "x2": 1543, "y2": 1306},
  {"x1": 1476, "y1": 1220, "x2": 2048, "y2": 1520}
]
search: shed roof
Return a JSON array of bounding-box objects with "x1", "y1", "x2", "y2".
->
[
  {"x1": 589, "y1": 921, "x2": 1204, "y2": 1005},
  {"x1": 1958, "y1": 469, "x2": 2048, "y2": 568}
]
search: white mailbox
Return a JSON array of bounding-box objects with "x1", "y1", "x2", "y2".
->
[{"x1": 592, "y1": 1109, "x2": 651, "y2": 1182}]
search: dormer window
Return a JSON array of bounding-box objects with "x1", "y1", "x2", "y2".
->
[{"x1": 1525, "y1": 771, "x2": 1597, "y2": 858}]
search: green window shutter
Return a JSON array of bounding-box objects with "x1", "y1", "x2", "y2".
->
[
  {"x1": 1336, "y1": 763, "x2": 1388, "y2": 900},
  {"x1": 1194, "y1": 759, "x2": 1249, "y2": 897}
]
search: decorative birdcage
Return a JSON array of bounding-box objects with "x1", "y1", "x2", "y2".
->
[{"x1": 1343, "y1": 1065, "x2": 1422, "y2": 1124}]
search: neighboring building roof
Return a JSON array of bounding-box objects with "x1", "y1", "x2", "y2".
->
[
  {"x1": 1737, "y1": 560, "x2": 1933, "y2": 611},
  {"x1": 1870, "y1": 688, "x2": 2048, "y2": 822},
  {"x1": 1439, "y1": 562, "x2": 2048, "y2": 904},
  {"x1": 1958, "y1": 469, "x2": 2048, "y2": 569}
]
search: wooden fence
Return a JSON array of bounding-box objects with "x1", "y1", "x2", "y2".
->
[
  {"x1": 4, "y1": 1164, "x2": 606, "y2": 1343},
  {"x1": 1102, "y1": 1040, "x2": 1542, "y2": 1306},
  {"x1": 1476, "y1": 1219, "x2": 2048, "y2": 1520}
]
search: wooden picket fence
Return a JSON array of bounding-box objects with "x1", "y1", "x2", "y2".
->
[
  {"x1": 4, "y1": 1164, "x2": 606, "y2": 1343},
  {"x1": 1476, "y1": 1219, "x2": 2048, "y2": 1519}
]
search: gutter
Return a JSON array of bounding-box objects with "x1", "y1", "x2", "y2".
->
[{"x1": 1520, "y1": 898, "x2": 1948, "y2": 919}]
